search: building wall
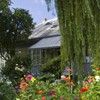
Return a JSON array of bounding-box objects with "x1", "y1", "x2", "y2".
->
[{"x1": 31, "y1": 48, "x2": 60, "y2": 66}]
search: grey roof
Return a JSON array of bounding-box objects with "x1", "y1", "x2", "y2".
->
[
  {"x1": 29, "y1": 18, "x2": 60, "y2": 39},
  {"x1": 29, "y1": 36, "x2": 60, "y2": 49}
]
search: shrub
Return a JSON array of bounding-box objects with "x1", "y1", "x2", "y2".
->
[
  {"x1": 0, "y1": 81, "x2": 17, "y2": 100},
  {"x1": 1, "y1": 52, "x2": 32, "y2": 86},
  {"x1": 37, "y1": 73, "x2": 56, "y2": 83},
  {"x1": 40, "y1": 56, "x2": 61, "y2": 78}
]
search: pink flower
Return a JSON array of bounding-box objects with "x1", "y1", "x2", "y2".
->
[
  {"x1": 15, "y1": 86, "x2": 19, "y2": 90},
  {"x1": 66, "y1": 68, "x2": 71, "y2": 73},
  {"x1": 26, "y1": 75, "x2": 33, "y2": 80},
  {"x1": 88, "y1": 79, "x2": 93, "y2": 83},
  {"x1": 83, "y1": 81, "x2": 88, "y2": 85},
  {"x1": 50, "y1": 90, "x2": 55, "y2": 96}
]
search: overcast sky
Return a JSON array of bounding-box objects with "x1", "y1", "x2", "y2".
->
[{"x1": 11, "y1": 0, "x2": 57, "y2": 24}]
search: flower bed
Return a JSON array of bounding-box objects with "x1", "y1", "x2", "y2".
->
[{"x1": 16, "y1": 66, "x2": 100, "y2": 100}]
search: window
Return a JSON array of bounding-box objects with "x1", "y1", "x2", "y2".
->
[
  {"x1": 31, "y1": 48, "x2": 60, "y2": 66},
  {"x1": 32, "y1": 49, "x2": 43, "y2": 66}
]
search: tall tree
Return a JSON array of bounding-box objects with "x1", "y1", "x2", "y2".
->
[
  {"x1": 0, "y1": 0, "x2": 11, "y2": 9},
  {"x1": 45, "y1": 0, "x2": 100, "y2": 81},
  {"x1": 0, "y1": 0, "x2": 33, "y2": 58}
]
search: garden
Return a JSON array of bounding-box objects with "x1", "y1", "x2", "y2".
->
[
  {"x1": 0, "y1": 55, "x2": 100, "y2": 100},
  {"x1": 0, "y1": 0, "x2": 100, "y2": 100},
  {"x1": 15, "y1": 66, "x2": 100, "y2": 100}
]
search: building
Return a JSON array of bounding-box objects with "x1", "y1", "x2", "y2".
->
[
  {"x1": 29, "y1": 18, "x2": 93, "y2": 76},
  {"x1": 0, "y1": 17, "x2": 93, "y2": 77},
  {"x1": 28, "y1": 18, "x2": 61, "y2": 75},
  {"x1": 29, "y1": 18, "x2": 61, "y2": 75}
]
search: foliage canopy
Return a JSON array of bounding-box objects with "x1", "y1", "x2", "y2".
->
[
  {"x1": 0, "y1": 0, "x2": 34, "y2": 58},
  {"x1": 45, "y1": 0, "x2": 100, "y2": 68}
]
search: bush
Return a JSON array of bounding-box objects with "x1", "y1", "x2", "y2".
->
[
  {"x1": 1, "y1": 52, "x2": 32, "y2": 86},
  {"x1": 37, "y1": 73, "x2": 56, "y2": 83},
  {"x1": 40, "y1": 56, "x2": 61, "y2": 78},
  {"x1": 0, "y1": 81, "x2": 17, "y2": 100}
]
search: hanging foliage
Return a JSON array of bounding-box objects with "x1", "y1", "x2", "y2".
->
[{"x1": 45, "y1": 0, "x2": 100, "y2": 69}]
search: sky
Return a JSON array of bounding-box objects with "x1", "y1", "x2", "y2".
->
[{"x1": 11, "y1": 0, "x2": 57, "y2": 24}]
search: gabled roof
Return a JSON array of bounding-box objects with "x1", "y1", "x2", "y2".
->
[
  {"x1": 28, "y1": 18, "x2": 60, "y2": 39},
  {"x1": 29, "y1": 36, "x2": 60, "y2": 49}
]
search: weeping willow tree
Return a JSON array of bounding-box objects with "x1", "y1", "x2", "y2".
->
[{"x1": 45, "y1": 0, "x2": 100, "y2": 81}]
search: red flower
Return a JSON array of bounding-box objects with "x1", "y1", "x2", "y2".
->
[
  {"x1": 42, "y1": 97, "x2": 46, "y2": 100},
  {"x1": 96, "y1": 67, "x2": 100, "y2": 71},
  {"x1": 64, "y1": 77, "x2": 70, "y2": 81},
  {"x1": 89, "y1": 76, "x2": 94, "y2": 79},
  {"x1": 80, "y1": 86, "x2": 90, "y2": 93},
  {"x1": 38, "y1": 90, "x2": 44, "y2": 94},
  {"x1": 20, "y1": 80, "x2": 28, "y2": 90},
  {"x1": 68, "y1": 82, "x2": 74, "y2": 86},
  {"x1": 80, "y1": 87, "x2": 87, "y2": 93}
]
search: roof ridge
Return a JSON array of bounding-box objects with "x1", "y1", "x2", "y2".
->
[{"x1": 35, "y1": 17, "x2": 58, "y2": 27}]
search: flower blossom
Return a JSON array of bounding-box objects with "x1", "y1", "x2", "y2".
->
[
  {"x1": 66, "y1": 68, "x2": 71, "y2": 73},
  {"x1": 83, "y1": 81, "x2": 88, "y2": 85},
  {"x1": 26, "y1": 74, "x2": 33, "y2": 80},
  {"x1": 89, "y1": 76, "x2": 94, "y2": 79},
  {"x1": 38, "y1": 90, "x2": 44, "y2": 94},
  {"x1": 41, "y1": 97, "x2": 46, "y2": 100},
  {"x1": 64, "y1": 77, "x2": 70, "y2": 81},
  {"x1": 80, "y1": 87, "x2": 87, "y2": 93},
  {"x1": 95, "y1": 76, "x2": 100, "y2": 82},
  {"x1": 61, "y1": 75, "x2": 66, "y2": 80},
  {"x1": 20, "y1": 80, "x2": 28, "y2": 90},
  {"x1": 80, "y1": 86, "x2": 90, "y2": 93},
  {"x1": 15, "y1": 85, "x2": 19, "y2": 90},
  {"x1": 50, "y1": 90, "x2": 55, "y2": 96},
  {"x1": 95, "y1": 67, "x2": 100, "y2": 71},
  {"x1": 16, "y1": 64, "x2": 18, "y2": 66},
  {"x1": 88, "y1": 79, "x2": 93, "y2": 83},
  {"x1": 81, "y1": 96, "x2": 85, "y2": 100},
  {"x1": 68, "y1": 82, "x2": 74, "y2": 86},
  {"x1": 31, "y1": 77, "x2": 36, "y2": 82}
]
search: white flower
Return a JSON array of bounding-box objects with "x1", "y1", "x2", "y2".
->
[
  {"x1": 7, "y1": 81, "x2": 12, "y2": 85},
  {"x1": 15, "y1": 67, "x2": 18, "y2": 70},
  {"x1": 61, "y1": 75, "x2": 66, "y2": 80},
  {"x1": 95, "y1": 76, "x2": 100, "y2": 82}
]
